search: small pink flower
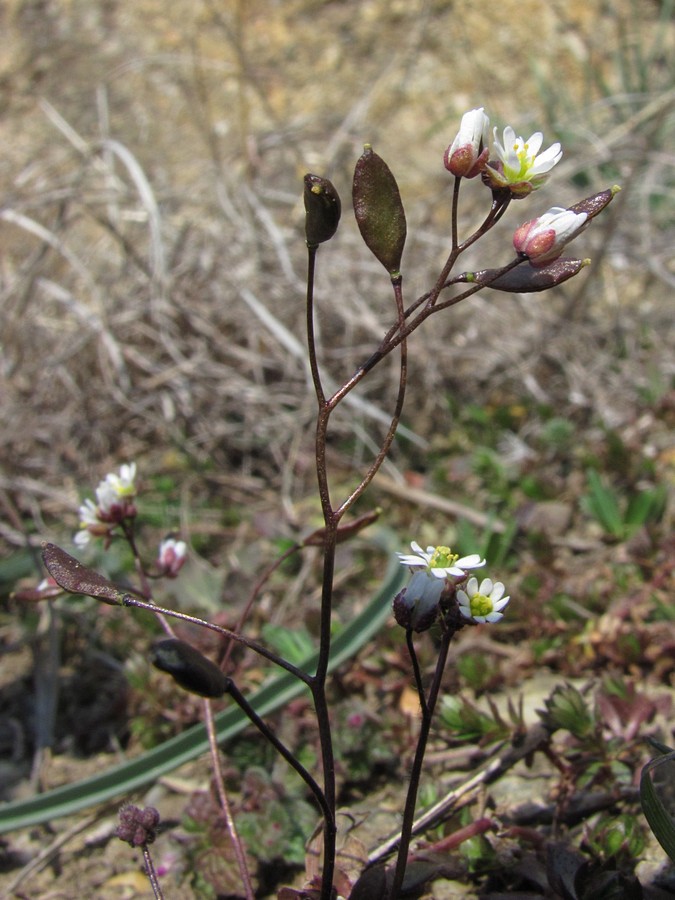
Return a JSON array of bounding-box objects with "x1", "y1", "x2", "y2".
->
[
  {"x1": 158, "y1": 537, "x2": 187, "y2": 578},
  {"x1": 444, "y1": 107, "x2": 490, "y2": 178},
  {"x1": 513, "y1": 207, "x2": 588, "y2": 267}
]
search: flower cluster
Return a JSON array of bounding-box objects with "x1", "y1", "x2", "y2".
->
[
  {"x1": 394, "y1": 540, "x2": 509, "y2": 631},
  {"x1": 74, "y1": 463, "x2": 138, "y2": 547},
  {"x1": 444, "y1": 108, "x2": 561, "y2": 196}
]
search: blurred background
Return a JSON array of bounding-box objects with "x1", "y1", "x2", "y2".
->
[{"x1": 0, "y1": 0, "x2": 673, "y2": 895}]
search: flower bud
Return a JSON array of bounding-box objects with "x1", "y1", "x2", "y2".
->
[
  {"x1": 157, "y1": 537, "x2": 187, "y2": 578},
  {"x1": 116, "y1": 804, "x2": 160, "y2": 847},
  {"x1": 513, "y1": 207, "x2": 588, "y2": 267},
  {"x1": 393, "y1": 571, "x2": 444, "y2": 632},
  {"x1": 444, "y1": 107, "x2": 490, "y2": 178}
]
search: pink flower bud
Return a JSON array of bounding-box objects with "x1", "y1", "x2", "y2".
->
[
  {"x1": 444, "y1": 108, "x2": 490, "y2": 178},
  {"x1": 158, "y1": 537, "x2": 187, "y2": 578},
  {"x1": 513, "y1": 207, "x2": 588, "y2": 267}
]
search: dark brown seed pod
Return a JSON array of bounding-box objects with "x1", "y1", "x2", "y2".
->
[
  {"x1": 464, "y1": 257, "x2": 589, "y2": 293},
  {"x1": 41, "y1": 542, "x2": 124, "y2": 605},
  {"x1": 150, "y1": 639, "x2": 229, "y2": 698},
  {"x1": 352, "y1": 145, "x2": 407, "y2": 276},
  {"x1": 303, "y1": 174, "x2": 341, "y2": 247},
  {"x1": 568, "y1": 185, "x2": 620, "y2": 221}
]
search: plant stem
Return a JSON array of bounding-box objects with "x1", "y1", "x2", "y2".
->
[
  {"x1": 204, "y1": 699, "x2": 255, "y2": 900},
  {"x1": 389, "y1": 628, "x2": 453, "y2": 900}
]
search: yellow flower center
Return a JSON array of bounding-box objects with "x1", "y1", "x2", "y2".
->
[
  {"x1": 470, "y1": 593, "x2": 493, "y2": 617},
  {"x1": 428, "y1": 546, "x2": 458, "y2": 569}
]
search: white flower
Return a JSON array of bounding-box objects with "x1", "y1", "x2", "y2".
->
[
  {"x1": 486, "y1": 125, "x2": 562, "y2": 195},
  {"x1": 457, "y1": 577, "x2": 510, "y2": 624},
  {"x1": 74, "y1": 528, "x2": 92, "y2": 548},
  {"x1": 158, "y1": 537, "x2": 188, "y2": 578},
  {"x1": 444, "y1": 107, "x2": 490, "y2": 178},
  {"x1": 513, "y1": 207, "x2": 588, "y2": 267},
  {"x1": 397, "y1": 541, "x2": 485, "y2": 579},
  {"x1": 104, "y1": 462, "x2": 137, "y2": 498}
]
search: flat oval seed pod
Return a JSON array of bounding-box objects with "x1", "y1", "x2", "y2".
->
[
  {"x1": 465, "y1": 258, "x2": 588, "y2": 293},
  {"x1": 150, "y1": 639, "x2": 229, "y2": 698},
  {"x1": 42, "y1": 542, "x2": 124, "y2": 605},
  {"x1": 352, "y1": 145, "x2": 407, "y2": 276}
]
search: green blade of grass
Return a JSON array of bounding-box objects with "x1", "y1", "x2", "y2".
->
[
  {"x1": 640, "y1": 745, "x2": 675, "y2": 864},
  {"x1": 0, "y1": 529, "x2": 405, "y2": 834}
]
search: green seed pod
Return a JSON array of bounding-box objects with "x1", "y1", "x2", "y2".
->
[
  {"x1": 465, "y1": 257, "x2": 589, "y2": 293},
  {"x1": 150, "y1": 639, "x2": 229, "y2": 698},
  {"x1": 352, "y1": 145, "x2": 407, "y2": 276},
  {"x1": 303, "y1": 174, "x2": 341, "y2": 247}
]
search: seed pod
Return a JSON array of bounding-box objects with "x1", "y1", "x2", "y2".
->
[
  {"x1": 150, "y1": 639, "x2": 229, "y2": 698},
  {"x1": 568, "y1": 185, "x2": 620, "y2": 221},
  {"x1": 464, "y1": 257, "x2": 589, "y2": 293},
  {"x1": 41, "y1": 542, "x2": 124, "y2": 605},
  {"x1": 303, "y1": 174, "x2": 341, "y2": 247},
  {"x1": 352, "y1": 145, "x2": 407, "y2": 276}
]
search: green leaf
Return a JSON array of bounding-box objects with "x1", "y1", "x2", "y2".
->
[
  {"x1": 0, "y1": 529, "x2": 405, "y2": 833},
  {"x1": 352, "y1": 145, "x2": 406, "y2": 276},
  {"x1": 640, "y1": 746, "x2": 675, "y2": 863}
]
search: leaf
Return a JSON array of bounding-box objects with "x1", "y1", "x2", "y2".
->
[
  {"x1": 640, "y1": 746, "x2": 675, "y2": 863},
  {"x1": 41, "y1": 542, "x2": 124, "y2": 605},
  {"x1": 352, "y1": 145, "x2": 406, "y2": 275}
]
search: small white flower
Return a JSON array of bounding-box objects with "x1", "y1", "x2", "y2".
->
[
  {"x1": 513, "y1": 207, "x2": 588, "y2": 267},
  {"x1": 78, "y1": 498, "x2": 99, "y2": 528},
  {"x1": 444, "y1": 107, "x2": 490, "y2": 178},
  {"x1": 457, "y1": 577, "x2": 510, "y2": 624},
  {"x1": 105, "y1": 462, "x2": 137, "y2": 498},
  {"x1": 397, "y1": 541, "x2": 485, "y2": 579},
  {"x1": 158, "y1": 537, "x2": 188, "y2": 578},
  {"x1": 95, "y1": 479, "x2": 119, "y2": 515},
  {"x1": 74, "y1": 528, "x2": 92, "y2": 548},
  {"x1": 486, "y1": 125, "x2": 562, "y2": 195}
]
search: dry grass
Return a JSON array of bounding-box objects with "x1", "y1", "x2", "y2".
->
[{"x1": 0, "y1": 0, "x2": 673, "y2": 541}]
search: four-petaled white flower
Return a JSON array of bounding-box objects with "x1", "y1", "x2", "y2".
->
[
  {"x1": 397, "y1": 541, "x2": 485, "y2": 579},
  {"x1": 158, "y1": 537, "x2": 188, "y2": 578},
  {"x1": 486, "y1": 126, "x2": 562, "y2": 195},
  {"x1": 457, "y1": 577, "x2": 510, "y2": 624},
  {"x1": 104, "y1": 463, "x2": 137, "y2": 499},
  {"x1": 444, "y1": 107, "x2": 490, "y2": 178}
]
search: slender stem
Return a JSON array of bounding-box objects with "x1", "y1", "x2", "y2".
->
[
  {"x1": 311, "y1": 520, "x2": 338, "y2": 900},
  {"x1": 142, "y1": 844, "x2": 165, "y2": 900},
  {"x1": 226, "y1": 679, "x2": 332, "y2": 825},
  {"x1": 335, "y1": 275, "x2": 408, "y2": 520},
  {"x1": 306, "y1": 245, "x2": 326, "y2": 406},
  {"x1": 389, "y1": 629, "x2": 453, "y2": 900},
  {"x1": 204, "y1": 699, "x2": 255, "y2": 900},
  {"x1": 405, "y1": 629, "x2": 429, "y2": 719},
  {"x1": 121, "y1": 594, "x2": 312, "y2": 684}
]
